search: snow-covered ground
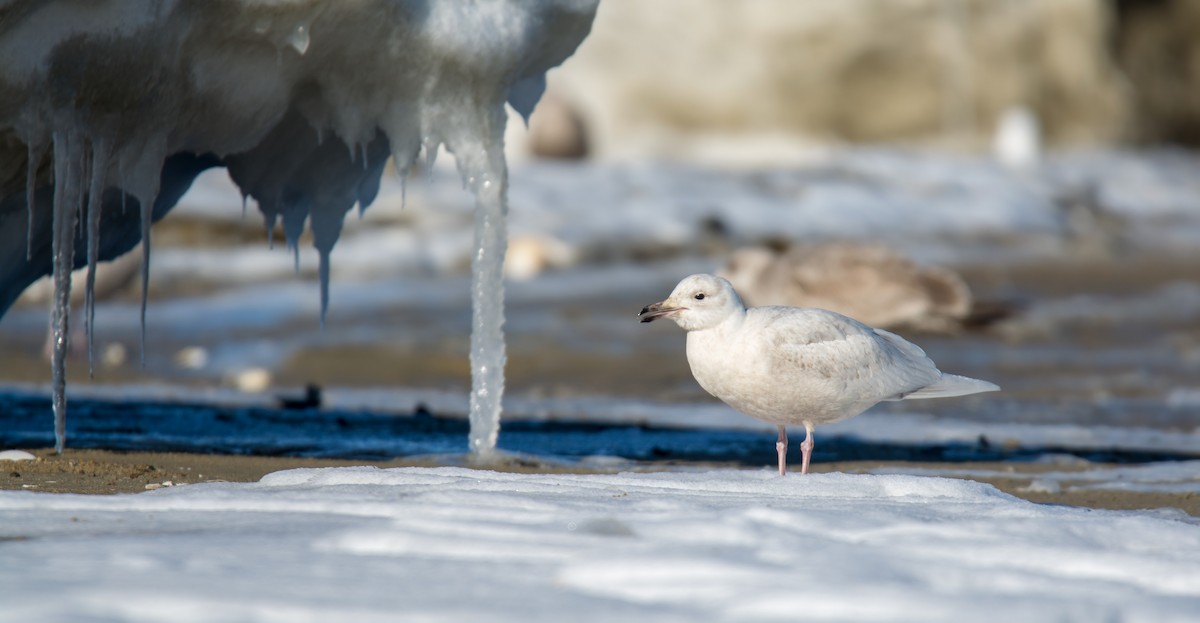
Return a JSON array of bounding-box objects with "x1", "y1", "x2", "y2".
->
[
  {"x1": 2, "y1": 147, "x2": 1199, "y2": 621},
  {"x1": 3, "y1": 467, "x2": 1199, "y2": 622}
]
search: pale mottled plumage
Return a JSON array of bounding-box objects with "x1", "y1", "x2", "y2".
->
[
  {"x1": 640, "y1": 274, "x2": 998, "y2": 475},
  {"x1": 719, "y1": 244, "x2": 972, "y2": 333}
]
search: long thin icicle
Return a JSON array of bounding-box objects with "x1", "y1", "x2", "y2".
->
[
  {"x1": 50, "y1": 131, "x2": 82, "y2": 454},
  {"x1": 463, "y1": 129, "x2": 509, "y2": 458},
  {"x1": 468, "y1": 185, "x2": 507, "y2": 456},
  {"x1": 84, "y1": 138, "x2": 110, "y2": 377},
  {"x1": 126, "y1": 135, "x2": 166, "y2": 369},
  {"x1": 138, "y1": 180, "x2": 153, "y2": 367},
  {"x1": 317, "y1": 249, "x2": 331, "y2": 328},
  {"x1": 310, "y1": 200, "x2": 347, "y2": 329}
]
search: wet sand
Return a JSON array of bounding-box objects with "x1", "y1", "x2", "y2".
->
[{"x1": 2, "y1": 448, "x2": 1195, "y2": 517}]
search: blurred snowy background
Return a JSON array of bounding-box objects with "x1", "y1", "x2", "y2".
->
[{"x1": 2, "y1": 0, "x2": 1199, "y2": 452}]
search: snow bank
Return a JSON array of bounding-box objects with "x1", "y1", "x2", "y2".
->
[
  {"x1": 0, "y1": 0, "x2": 598, "y2": 452},
  {"x1": 2, "y1": 467, "x2": 1198, "y2": 621}
]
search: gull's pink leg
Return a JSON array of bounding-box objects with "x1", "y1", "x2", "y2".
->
[
  {"x1": 776, "y1": 425, "x2": 788, "y2": 476},
  {"x1": 800, "y1": 422, "x2": 815, "y2": 475}
]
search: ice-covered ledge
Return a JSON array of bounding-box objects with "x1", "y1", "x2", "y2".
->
[{"x1": 0, "y1": 0, "x2": 599, "y2": 453}]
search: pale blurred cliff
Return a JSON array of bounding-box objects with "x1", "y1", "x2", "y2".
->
[{"x1": 529, "y1": 0, "x2": 1198, "y2": 161}]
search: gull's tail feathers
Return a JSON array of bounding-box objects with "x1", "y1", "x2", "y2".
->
[{"x1": 899, "y1": 374, "x2": 999, "y2": 401}]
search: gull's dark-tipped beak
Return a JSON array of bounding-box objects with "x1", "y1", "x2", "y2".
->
[{"x1": 639, "y1": 301, "x2": 683, "y2": 323}]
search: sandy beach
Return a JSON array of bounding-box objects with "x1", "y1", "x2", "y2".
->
[{"x1": 3, "y1": 448, "x2": 1195, "y2": 518}]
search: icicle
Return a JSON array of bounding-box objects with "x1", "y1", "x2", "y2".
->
[
  {"x1": 389, "y1": 142, "x2": 419, "y2": 214},
  {"x1": 50, "y1": 130, "x2": 83, "y2": 454},
  {"x1": 399, "y1": 174, "x2": 407, "y2": 212},
  {"x1": 84, "y1": 138, "x2": 110, "y2": 378},
  {"x1": 422, "y1": 136, "x2": 439, "y2": 180},
  {"x1": 360, "y1": 142, "x2": 369, "y2": 171},
  {"x1": 309, "y1": 199, "x2": 347, "y2": 329},
  {"x1": 287, "y1": 22, "x2": 310, "y2": 55},
  {"x1": 263, "y1": 211, "x2": 278, "y2": 249},
  {"x1": 241, "y1": 193, "x2": 248, "y2": 219},
  {"x1": 77, "y1": 146, "x2": 90, "y2": 226},
  {"x1": 117, "y1": 134, "x2": 166, "y2": 369},
  {"x1": 281, "y1": 200, "x2": 307, "y2": 273},
  {"x1": 467, "y1": 175, "x2": 508, "y2": 457},
  {"x1": 138, "y1": 195, "x2": 152, "y2": 367},
  {"x1": 317, "y1": 249, "x2": 331, "y2": 328},
  {"x1": 133, "y1": 154, "x2": 166, "y2": 369},
  {"x1": 25, "y1": 141, "x2": 46, "y2": 261},
  {"x1": 456, "y1": 124, "x2": 510, "y2": 459}
]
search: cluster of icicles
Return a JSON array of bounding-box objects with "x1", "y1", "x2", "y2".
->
[{"x1": 0, "y1": 0, "x2": 598, "y2": 455}]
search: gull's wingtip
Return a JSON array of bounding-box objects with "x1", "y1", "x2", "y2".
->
[{"x1": 902, "y1": 374, "x2": 1000, "y2": 400}]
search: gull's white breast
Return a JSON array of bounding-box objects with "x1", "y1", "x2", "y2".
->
[{"x1": 685, "y1": 307, "x2": 941, "y2": 425}]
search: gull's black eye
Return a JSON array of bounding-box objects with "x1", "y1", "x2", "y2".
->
[{"x1": 694, "y1": 293, "x2": 705, "y2": 301}]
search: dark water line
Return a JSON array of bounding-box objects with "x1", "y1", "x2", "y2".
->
[{"x1": 1, "y1": 392, "x2": 1195, "y2": 465}]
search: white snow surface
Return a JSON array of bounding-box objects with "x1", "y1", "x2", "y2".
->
[{"x1": 3, "y1": 467, "x2": 1198, "y2": 622}]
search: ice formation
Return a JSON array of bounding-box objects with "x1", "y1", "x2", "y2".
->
[{"x1": 0, "y1": 0, "x2": 599, "y2": 453}]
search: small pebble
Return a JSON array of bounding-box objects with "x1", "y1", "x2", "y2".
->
[
  {"x1": 102, "y1": 342, "x2": 128, "y2": 367},
  {"x1": 231, "y1": 367, "x2": 273, "y2": 392},
  {"x1": 174, "y1": 346, "x2": 209, "y2": 369},
  {"x1": 1021, "y1": 479, "x2": 1063, "y2": 494}
]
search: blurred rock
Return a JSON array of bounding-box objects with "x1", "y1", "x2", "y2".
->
[
  {"x1": 174, "y1": 346, "x2": 209, "y2": 370},
  {"x1": 528, "y1": 91, "x2": 589, "y2": 160},
  {"x1": 277, "y1": 383, "x2": 323, "y2": 410},
  {"x1": 551, "y1": 0, "x2": 1136, "y2": 159},
  {"x1": 1113, "y1": 0, "x2": 1200, "y2": 145},
  {"x1": 719, "y1": 243, "x2": 974, "y2": 333},
  {"x1": 993, "y1": 106, "x2": 1041, "y2": 169},
  {"x1": 228, "y1": 368, "x2": 272, "y2": 393},
  {"x1": 504, "y1": 234, "x2": 576, "y2": 280},
  {"x1": 101, "y1": 342, "x2": 128, "y2": 368}
]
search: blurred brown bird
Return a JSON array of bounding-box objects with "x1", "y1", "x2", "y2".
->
[{"x1": 719, "y1": 243, "x2": 976, "y2": 334}]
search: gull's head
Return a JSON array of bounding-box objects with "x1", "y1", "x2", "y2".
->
[{"x1": 639, "y1": 274, "x2": 745, "y2": 331}]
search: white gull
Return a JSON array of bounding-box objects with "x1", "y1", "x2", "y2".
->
[{"x1": 639, "y1": 274, "x2": 999, "y2": 475}]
